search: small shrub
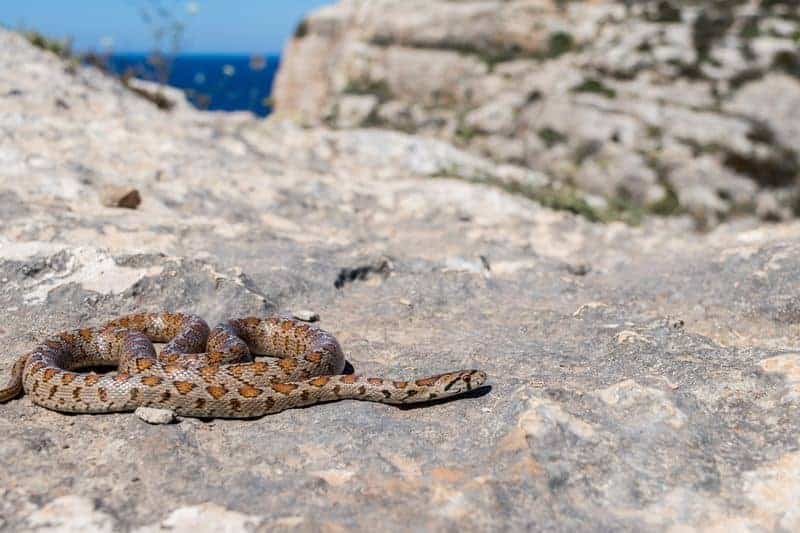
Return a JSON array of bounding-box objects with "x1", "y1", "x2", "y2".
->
[
  {"x1": 538, "y1": 127, "x2": 568, "y2": 148},
  {"x1": 547, "y1": 32, "x2": 574, "y2": 58},
  {"x1": 24, "y1": 31, "x2": 72, "y2": 58},
  {"x1": 294, "y1": 19, "x2": 309, "y2": 39},
  {"x1": 571, "y1": 78, "x2": 617, "y2": 98}
]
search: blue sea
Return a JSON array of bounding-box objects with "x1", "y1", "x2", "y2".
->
[{"x1": 106, "y1": 54, "x2": 281, "y2": 117}]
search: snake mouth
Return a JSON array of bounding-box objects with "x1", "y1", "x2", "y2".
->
[{"x1": 468, "y1": 370, "x2": 488, "y2": 389}]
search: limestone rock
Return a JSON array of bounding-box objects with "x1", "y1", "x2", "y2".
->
[
  {"x1": 274, "y1": 0, "x2": 800, "y2": 222},
  {"x1": 4, "y1": 21, "x2": 800, "y2": 532},
  {"x1": 100, "y1": 186, "x2": 142, "y2": 209},
  {"x1": 134, "y1": 407, "x2": 176, "y2": 424}
]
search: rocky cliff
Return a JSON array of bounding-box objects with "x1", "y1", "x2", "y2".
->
[
  {"x1": 2, "y1": 20, "x2": 800, "y2": 532},
  {"x1": 274, "y1": 0, "x2": 800, "y2": 226}
]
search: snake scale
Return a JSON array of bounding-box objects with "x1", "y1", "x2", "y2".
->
[{"x1": 0, "y1": 313, "x2": 486, "y2": 418}]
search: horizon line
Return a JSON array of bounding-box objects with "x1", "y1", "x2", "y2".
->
[{"x1": 89, "y1": 50, "x2": 283, "y2": 57}]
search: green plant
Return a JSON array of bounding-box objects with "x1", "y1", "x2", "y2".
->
[
  {"x1": 571, "y1": 78, "x2": 617, "y2": 98},
  {"x1": 538, "y1": 127, "x2": 568, "y2": 148},
  {"x1": 294, "y1": 19, "x2": 309, "y2": 39},
  {"x1": 547, "y1": 32, "x2": 574, "y2": 58},
  {"x1": 23, "y1": 31, "x2": 72, "y2": 58},
  {"x1": 343, "y1": 79, "x2": 393, "y2": 102},
  {"x1": 136, "y1": 0, "x2": 199, "y2": 84}
]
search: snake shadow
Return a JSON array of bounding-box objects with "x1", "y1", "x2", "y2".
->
[{"x1": 395, "y1": 384, "x2": 492, "y2": 410}]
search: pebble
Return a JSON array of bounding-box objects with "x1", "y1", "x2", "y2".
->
[
  {"x1": 100, "y1": 186, "x2": 141, "y2": 209},
  {"x1": 292, "y1": 309, "x2": 320, "y2": 322},
  {"x1": 135, "y1": 407, "x2": 176, "y2": 424}
]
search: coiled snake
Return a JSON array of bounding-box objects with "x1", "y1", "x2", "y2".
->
[{"x1": 0, "y1": 313, "x2": 486, "y2": 418}]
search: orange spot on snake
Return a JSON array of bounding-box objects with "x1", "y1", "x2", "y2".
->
[
  {"x1": 206, "y1": 385, "x2": 228, "y2": 399},
  {"x1": 271, "y1": 382, "x2": 298, "y2": 394},
  {"x1": 61, "y1": 373, "x2": 76, "y2": 385},
  {"x1": 163, "y1": 365, "x2": 182, "y2": 375},
  {"x1": 84, "y1": 374, "x2": 101, "y2": 386},
  {"x1": 238, "y1": 385, "x2": 263, "y2": 398},
  {"x1": 42, "y1": 368, "x2": 58, "y2": 382},
  {"x1": 229, "y1": 365, "x2": 246, "y2": 378},
  {"x1": 174, "y1": 381, "x2": 196, "y2": 395},
  {"x1": 304, "y1": 352, "x2": 322, "y2": 363},
  {"x1": 279, "y1": 358, "x2": 298, "y2": 372},
  {"x1": 141, "y1": 376, "x2": 163, "y2": 387},
  {"x1": 367, "y1": 378, "x2": 383, "y2": 385},
  {"x1": 340, "y1": 375, "x2": 359, "y2": 384},
  {"x1": 310, "y1": 376, "x2": 330, "y2": 387},
  {"x1": 251, "y1": 362, "x2": 269, "y2": 375},
  {"x1": 115, "y1": 373, "x2": 131, "y2": 383},
  {"x1": 393, "y1": 381, "x2": 408, "y2": 389},
  {"x1": 414, "y1": 377, "x2": 437, "y2": 387},
  {"x1": 136, "y1": 359, "x2": 154, "y2": 371},
  {"x1": 207, "y1": 353, "x2": 225, "y2": 365},
  {"x1": 200, "y1": 366, "x2": 219, "y2": 382}
]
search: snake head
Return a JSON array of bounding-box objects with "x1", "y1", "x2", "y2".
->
[{"x1": 441, "y1": 370, "x2": 487, "y2": 395}]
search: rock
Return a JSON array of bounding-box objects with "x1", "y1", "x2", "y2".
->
[
  {"x1": 27, "y1": 496, "x2": 116, "y2": 532},
  {"x1": 291, "y1": 309, "x2": 320, "y2": 322},
  {"x1": 332, "y1": 94, "x2": 378, "y2": 127},
  {"x1": 727, "y1": 74, "x2": 800, "y2": 149},
  {"x1": 100, "y1": 186, "x2": 142, "y2": 209},
  {"x1": 134, "y1": 407, "x2": 176, "y2": 424},
  {"x1": 135, "y1": 503, "x2": 263, "y2": 533},
  {"x1": 274, "y1": 0, "x2": 800, "y2": 222},
  {"x1": 123, "y1": 77, "x2": 192, "y2": 112},
  {"x1": 755, "y1": 191, "x2": 791, "y2": 222},
  {"x1": 5, "y1": 20, "x2": 800, "y2": 532}
]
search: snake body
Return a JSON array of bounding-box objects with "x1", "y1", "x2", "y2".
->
[{"x1": 0, "y1": 313, "x2": 486, "y2": 418}]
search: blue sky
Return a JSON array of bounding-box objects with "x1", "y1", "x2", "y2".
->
[{"x1": 0, "y1": 1, "x2": 333, "y2": 54}]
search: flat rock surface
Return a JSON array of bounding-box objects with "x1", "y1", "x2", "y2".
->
[{"x1": 2, "y1": 28, "x2": 800, "y2": 532}]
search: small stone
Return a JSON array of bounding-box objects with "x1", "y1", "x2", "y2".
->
[
  {"x1": 566, "y1": 263, "x2": 591, "y2": 276},
  {"x1": 100, "y1": 186, "x2": 141, "y2": 209},
  {"x1": 755, "y1": 191, "x2": 790, "y2": 222},
  {"x1": 135, "y1": 407, "x2": 176, "y2": 424},
  {"x1": 292, "y1": 309, "x2": 319, "y2": 322}
]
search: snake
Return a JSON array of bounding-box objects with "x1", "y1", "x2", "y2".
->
[{"x1": 0, "y1": 313, "x2": 486, "y2": 418}]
